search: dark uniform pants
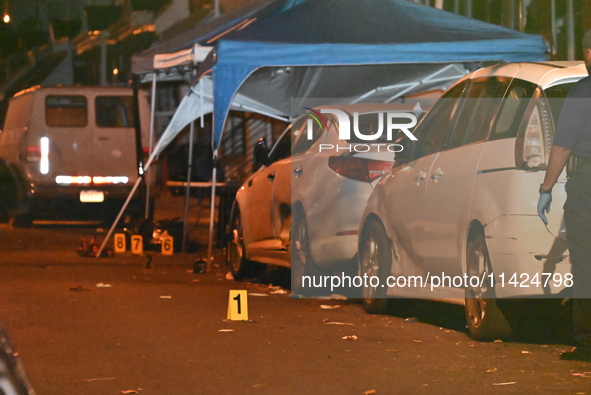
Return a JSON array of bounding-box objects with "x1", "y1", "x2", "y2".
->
[{"x1": 564, "y1": 165, "x2": 591, "y2": 349}]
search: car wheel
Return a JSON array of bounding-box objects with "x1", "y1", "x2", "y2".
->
[
  {"x1": 291, "y1": 206, "x2": 324, "y2": 295},
  {"x1": 465, "y1": 234, "x2": 513, "y2": 341},
  {"x1": 226, "y1": 205, "x2": 257, "y2": 281},
  {"x1": 358, "y1": 219, "x2": 390, "y2": 314}
]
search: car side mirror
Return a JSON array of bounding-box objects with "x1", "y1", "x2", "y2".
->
[{"x1": 253, "y1": 138, "x2": 270, "y2": 170}]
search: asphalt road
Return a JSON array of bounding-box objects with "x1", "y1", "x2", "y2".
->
[{"x1": 0, "y1": 198, "x2": 590, "y2": 394}]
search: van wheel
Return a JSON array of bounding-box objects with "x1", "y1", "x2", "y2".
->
[
  {"x1": 11, "y1": 213, "x2": 33, "y2": 228},
  {"x1": 358, "y1": 219, "x2": 391, "y2": 314},
  {"x1": 465, "y1": 234, "x2": 512, "y2": 341}
]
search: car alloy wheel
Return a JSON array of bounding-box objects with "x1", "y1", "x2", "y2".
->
[
  {"x1": 465, "y1": 233, "x2": 512, "y2": 341},
  {"x1": 226, "y1": 205, "x2": 251, "y2": 281},
  {"x1": 358, "y1": 219, "x2": 390, "y2": 314},
  {"x1": 291, "y1": 206, "x2": 324, "y2": 295}
]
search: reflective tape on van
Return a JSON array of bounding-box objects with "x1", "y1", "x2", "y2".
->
[{"x1": 55, "y1": 176, "x2": 129, "y2": 185}]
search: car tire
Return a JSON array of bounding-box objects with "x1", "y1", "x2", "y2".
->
[
  {"x1": 465, "y1": 234, "x2": 513, "y2": 341},
  {"x1": 291, "y1": 206, "x2": 325, "y2": 296},
  {"x1": 226, "y1": 204, "x2": 259, "y2": 281},
  {"x1": 358, "y1": 219, "x2": 391, "y2": 314}
]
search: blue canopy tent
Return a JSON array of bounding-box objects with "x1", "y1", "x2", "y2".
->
[{"x1": 209, "y1": 0, "x2": 547, "y2": 147}]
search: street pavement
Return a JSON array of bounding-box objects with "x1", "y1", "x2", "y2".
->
[{"x1": 0, "y1": 196, "x2": 590, "y2": 394}]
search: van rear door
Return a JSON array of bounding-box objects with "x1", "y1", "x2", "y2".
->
[
  {"x1": 43, "y1": 94, "x2": 92, "y2": 182},
  {"x1": 91, "y1": 94, "x2": 139, "y2": 188}
]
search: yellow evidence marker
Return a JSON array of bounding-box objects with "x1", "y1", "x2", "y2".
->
[
  {"x1": 131, "y1": 235, "x2": 143, "y2": 255},
  {"x1": 227, "y1": 290, "x2": 249, "y2": 321},
  {"x1": 161, "y1": 235, "x2": 174, "y2": 256},
  {"x1": 114, "y1": 233, "x2": 126, "y2": 253}
]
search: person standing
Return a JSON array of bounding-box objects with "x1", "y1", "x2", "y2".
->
[{"x1": 538, "y1": 29, "x2": 591, "y2": 361}]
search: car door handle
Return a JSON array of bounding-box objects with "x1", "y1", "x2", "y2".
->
[
  {"x1": 416, "y1": 171, "x2": 427, "y2": 183},
  {"x1": 294, "y1": 167, "x2": 303, "y2": 177},
  {"x1": 267, "y1": 172, "x2": 275, "y2": 181},
  {"x1": 431, "y1": 168, "x2": 444, "y2": 180}
]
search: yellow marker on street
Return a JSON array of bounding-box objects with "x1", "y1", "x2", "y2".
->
[
  {"x1": 114, "y1": 233, "x2": 126, "y2": 253},
  {"x1": 227, "y1": 290, "x2": 249, "y2": 321},
  {"x1": 161, "y1": 236, "x2": 174, "y2": 256},
  {"x1": 131, "y1": 235, "x2": 143, "y2": 255}
]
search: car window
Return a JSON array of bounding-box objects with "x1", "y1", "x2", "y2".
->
[
  {"x1": 489, "y1": 79, "x2": 537, "y2": 141},
  {"x1": 267, "y1": 116, "x2": 308, "y2": 163},
  {"x1": 292, "y1": 115, "x2": 324, "y2": 155},
  {"x1": 46, "y1": 95, "x2": 87, "y2": 127},
  {"x1": 413, "y1": 80, "x2": 467, "y2": 158},
  {"x1": 96, "y1": 96, "x2": 135, "y2": 128},
  {"x1": 448, "y1": 77, "x2": 510, "y2": 149}
]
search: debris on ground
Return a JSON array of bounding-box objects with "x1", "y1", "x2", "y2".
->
[
  {"x1": 320, "y1": 305, "x2": 340, "y2": 310},
  {"x1": 159, "y1": 295, "x2": 172, "y2": 299},
  {"x1": 83, "y1": 377, "x2": 116, "y2": 382},
  {"x1": 225, "y1": 271, "x2": 234, "y2": 280},
  {"x1": 342, "y1": 335, "x2": 358, "y2": 340},
  {"x1": 218, "y1": 329, "x2": 234, "y2": 333},
  {"x1": 95, "y1": 283, "x2": 112, "y2": 288},
  {"x1": 404, "y1": 317, "x2": 418, "y2": 323},
  {"x1": 324, "y1": 321, "x2": 354, "y2": 326},
  {"x1": 270, "y1": 289, "x2": 288, "y2": 295},
  {"x1": 364, "y1": 390, "x2": 377, "y2": 395},
  {"x1": 248, "y1": 293, "x2": 269, "y2": 297},
  {"x1": 121, "y1": 390, "x2": 138, "y2": 394},
  {"x1": 69, "y1": 285, "x2": 89, "y2": 292},
  {"x1": 491, "y1": 382, "x2": 516, "y2": 386}
]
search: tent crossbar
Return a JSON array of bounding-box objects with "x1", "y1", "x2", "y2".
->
[{"x1": 351, "y1": 82, "x2": 418, "y2": 103}]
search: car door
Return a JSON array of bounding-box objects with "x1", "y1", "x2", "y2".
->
[
  {"x1": 418, "y1": 77, "x2": 511, "y2": 277},
  {"x1": 243, "y1": 125, "x2": 293, "y2": 248},
  {"x1": 385, "y1": 81, "x2": 467, "y2": 276},
  {"x1": 270, "y1": 115, "x2": 325, "y2": 245}
]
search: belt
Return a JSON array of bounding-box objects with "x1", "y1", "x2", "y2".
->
[{"x1": 567, "y1": 155, "x2": 591, "y2": 176}]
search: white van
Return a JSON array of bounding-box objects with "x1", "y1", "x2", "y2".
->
[{"x1": 0, "y1": 85, "x2": 153, "y2": 224}]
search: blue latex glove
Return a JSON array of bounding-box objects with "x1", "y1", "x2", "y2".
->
[{"x1": 537, "y1": 193, "x2": 552, "y2": 225}]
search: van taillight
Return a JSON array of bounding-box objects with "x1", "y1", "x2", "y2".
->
[
  {"x1": 517, "y1": 103, "x2": 552, "y2": 170},
  {"x1": 328, "y1": 156, "x2": 393, "y2": 182},
  {"x1": 26, "y1": 146, "x2": 41, "y2": 162}
]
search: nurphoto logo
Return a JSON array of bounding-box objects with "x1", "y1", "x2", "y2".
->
[{"x1": 303, "y1": 107, "x2": 418, "y2": 153}]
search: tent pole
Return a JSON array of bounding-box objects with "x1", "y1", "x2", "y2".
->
[
  {"x1": 566, "y1": 0, "x2": 575, "y2": 60},
  {"x1": 146, "y1": 73, "x2": 157, "y2": 219},
  {"x1": 207, "y1": 149, "x2": 218, "y2": 271},
  {"x1": 182, "y1": 121, "x2": 195, "y2": 253},
  {"x1": 550, "y1": 0, "x2": 557, "y2": 57},
  {"x1": 95, "y1": 177, "x2": 144, "y2": 258}
]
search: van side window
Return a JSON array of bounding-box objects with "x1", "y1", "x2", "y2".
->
[
  {"x1": 96, "y1": 96, "x2": 135, "y2": 128},
  {"x1": 490, "y1": 79, "x2": 537, "y2": 141},
  {"x1": 46, "y1": 96, "x2": 87, "y2": 127}
]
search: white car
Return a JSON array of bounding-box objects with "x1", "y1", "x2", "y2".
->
[
  {"x1": 227, "y1": 103, "x2": 427, "y2": 292},
  {"x1": 358, "y1": 61, "x2": 585, "y2": 340}
]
